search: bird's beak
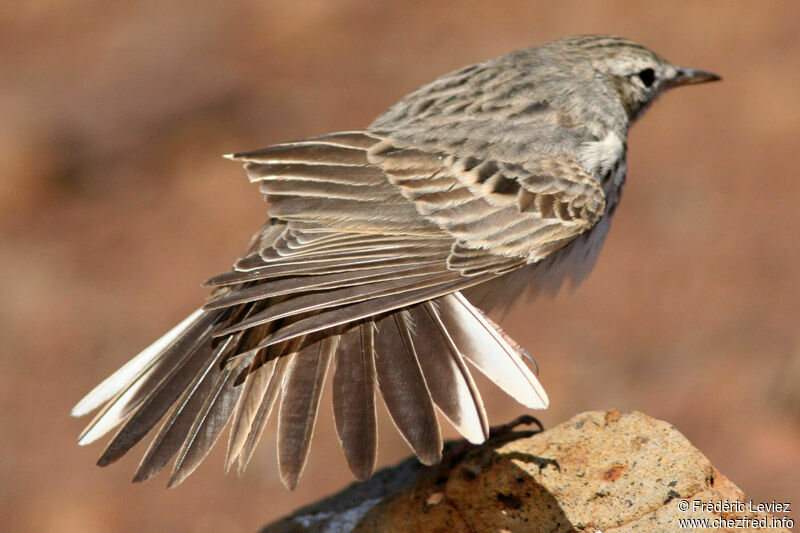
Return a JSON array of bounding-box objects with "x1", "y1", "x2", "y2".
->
[{"x1": 666, "y1": 67, "x2": 722, "y2": 89}]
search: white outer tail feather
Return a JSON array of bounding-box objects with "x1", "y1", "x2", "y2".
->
[
  {"x1": 441, "y1": 293, "x2": 549, "y2": 410},
  {"x1": 72, "y1": 309, "x2": 206, "y2": 441}
]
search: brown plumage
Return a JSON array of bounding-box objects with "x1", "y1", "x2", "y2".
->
[{"x1": 72, "y1": 35, "x2": 719, "y2": 489}]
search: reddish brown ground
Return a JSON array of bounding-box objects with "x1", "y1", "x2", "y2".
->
[{"x1": 1, "y1": 2, "x2": 798, "y2": 531}]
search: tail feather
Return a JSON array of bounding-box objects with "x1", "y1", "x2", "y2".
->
[
  {"x1": 373, "y1": 311, "x2": 442, "y2": 465},
  {"x1": 96, "y1": 335, "x2": 217, "y2": 466},
  {"x1": 277, "y1": 335, "x2": 337, "y2": 490},
  {"x1": 168, "y1": 345, "x2": 240, "y2": 488},
  {"x1": 437, "y1": 293, "x2": 549, "y2": 409},
  {"x1": 72, "y1": 309, "x2": 208, "y2": 418},
  {"x1": 407, "y1": 302, "x2": 489, "y2": 444},
  {"x1": 132, "y1": 336, "x2": 235, "y2": 483},
  {"x1": 332, "y1": 322, "x2": 378, "y2": 480},
  {"x1": 77, "y1": 309, "x2": 222, "y2": 446},
  {"x1": 75, "y1": 292, "x2": 547, "y2": 488},
  {"x1": 225, "y1": 353, "x2": 276, "y2": 472},
  {"x1": 235, "y1": 354, "x2": 292, "y2": 476}
]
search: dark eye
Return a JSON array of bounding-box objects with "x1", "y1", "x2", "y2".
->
[{"x1": 637, "y1": 68, "x2": 656, "y2": 87}]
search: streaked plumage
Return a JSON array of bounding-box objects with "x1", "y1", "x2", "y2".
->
[{"x1": 72, "y1": 35, "x2": 719, "y2": 489}]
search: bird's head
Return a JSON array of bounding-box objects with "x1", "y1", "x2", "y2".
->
[{"x1": 555, "y1": 35, "x2": 721, "y2": 122}]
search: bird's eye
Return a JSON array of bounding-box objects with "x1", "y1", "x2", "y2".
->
[{"x1": 637, "y1": 68, "x2": 656, "y2": 87}]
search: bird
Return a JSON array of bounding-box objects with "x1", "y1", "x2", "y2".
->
[{"x1": 71, "y1": 35, "x2": 720, "y2": 490}]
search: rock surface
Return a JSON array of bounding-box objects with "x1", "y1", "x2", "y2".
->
[{"x1": 262, "y1": 411, "x2": 790, "y2": 532}]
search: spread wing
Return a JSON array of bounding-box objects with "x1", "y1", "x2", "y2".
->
[
  {"x1": 72, "y1": 130, "x2": 604, "y2": 488},
  {"x1": 215, "y1": 130, "x2": 604, "y2": 314}
]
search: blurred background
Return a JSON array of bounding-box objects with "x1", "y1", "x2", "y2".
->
[{"x1": 2, "y1": 1, "x2": 798, "y2": 531}]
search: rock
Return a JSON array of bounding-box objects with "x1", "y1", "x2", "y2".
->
[{"x1": 262, "y1": 411, "x2": 791, "y2": 532}]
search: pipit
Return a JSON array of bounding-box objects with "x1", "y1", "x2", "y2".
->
[{"x1": 72, "y1": 35, "x2": 719, "y2": 489}]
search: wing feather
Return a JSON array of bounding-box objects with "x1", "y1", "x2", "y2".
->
[
  {"x1": 250, "y1": 272, "x2": 492, "y2": 350},
  {"x1": 204, "y1": 262, "x2": 451, "y2": 310},
  {"x1": 204, "y1": 253, "x2": 447, "y2": 287}
]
